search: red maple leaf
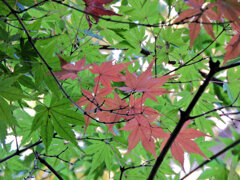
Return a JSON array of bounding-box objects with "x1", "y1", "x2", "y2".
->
[
  {"x1": 127, "y1": 95, "x2": 160, "y2": 117},
  {"x1": 89, "y1": 61, "x2": 132, "y2": 87},
  {"x1": 214, "y1": 0, "x2": 240, "y2": 27},
  {"x1": 120, "y1": 115, "x2": 168, "y2": 158},
  {"x1": 97, "y1": 92, "x2": 129, "y2": 134},
  {"x1": 118, "y1": 70, "x2": 152, "y2": 93},
  {"x1": 174, "y1": 0, "x2": 220, "y2": 47},
  {"x1": 83, "y1": 0, "x2": 122, "y2": 28},
  {"x1": 223, "y1": 24, "x2": 240, "y2": 65},
  {"x1": 76, "y1": 85, "x2": 114, "y2": 132},
  {"x1": 160, "y1": 121, "x2": 209, "y2": 171},
  {"x1": 119, "y1": 95, "x2": 167, "y2": 157},
  {"x1": 54, "y1": 55, "x2": 90, "y2": 80},
  {"x1": 56, "y1": 54, "x2": 68, "y2": 66},
  {"x1": 118, "y1": 59, "x2": 175, "y2": 102},
  {"x1": 142, "y1": 75, "x2": 175, "y2": 102}
]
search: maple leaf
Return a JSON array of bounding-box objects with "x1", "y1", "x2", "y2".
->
[
  {"x1": 76, "y1": 85, "x2": 114, "y2": 132},
  {"x1": 174, "y1": 0, "x2": 220, "y2": 47},
  {"x1": 89, "y1": 61, "x2": 132, "y2": 87},
  {"x1": 223, "y1": 24, "x2": 240, "y2": 65},
  {"x1": 83, "y1": 0, "x2": 122, "y2": 28},
  {"x1": 160, "y1": 121, "x2": 209, "y2": 171},
  {"x1": 54, "y1": 55, "x2": 90, "y2": 80},
  {"x1": 214, "y1": 0, "x2": 240, "y2": 27},
  {"x1": 127, "y1": 95, "x2": 160, "y2": 117},
  {"x1": 118, "y1": 70, "x2": 151, "y2": 93},
  {"x1": 142, "y1": 75, "x2": 175, "y2": 102},
  {"x1": 56, "y1": 54, "x2": 68, "y2": 66},
  {"x1": 119, "y1": 95, "x2": 167, "y2": 157},
  {"x1": 121, "y1": 115, "x2": 167, "y2": 158},
  {"x1": 118, "y1": 59, "x2": 175, "y2": 102},
  {"x1": 97, "y1": 92, "x2": 129, "y2": 134}
]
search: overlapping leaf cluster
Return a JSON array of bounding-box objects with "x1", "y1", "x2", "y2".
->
[
  {"x1": 0, "y1": 0, "x2": 240, "y2": 179},
  {"x1": 52, "y1": 54, "x2": 209, "y2": 169},
  {"x1": 174, "y1": 0, "x2": 240, "y2": 64}
]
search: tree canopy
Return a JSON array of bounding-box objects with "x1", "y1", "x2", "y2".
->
[{"x1": 0, "y1": 0, "x2": 240, "y2": 179}]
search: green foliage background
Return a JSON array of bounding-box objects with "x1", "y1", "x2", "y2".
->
[{"x1": 0, "y1": 0, "x2": 240, "y2": 179}]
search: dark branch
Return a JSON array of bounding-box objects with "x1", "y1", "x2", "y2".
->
[
  {"x1": 181, "y1": 139, "x2": 240, "y2": 180},
  {"x1": 0, "y1": 140, "x2": 42, "y2": 163},
  {"x1": 99, "y1": 45, "x2": 152, "y2": 56},
  {"x1": 218, "y1": 62, "x2": 240, "y2": 71},
  {"x1": 51, "y1": 0, "x2": 230, "y2": 28},
  {"x1": 147, "y1": 60, "x2": 220, "y2": 179},
  {"x1": 199, "y1": 70, "x2": 224, "y2": 87},
  {"x1": 14, "y1": 0, "x2": 49, "y2": 14},
  {"x1": 36, "y1": 152, "x2": 64, "y2": 180},
  {"x1": 190, "y1": 92, "x2": 240, "y2": 119},
  {"x1": 2, "y1": 0, "x2": 85, "y2": 114},
  {"x1": 39, "y1": 147, "x2": 73, "y2": 165},
  {"x1": 164, "y1": 26, "x2": 227, "y2": 76}
]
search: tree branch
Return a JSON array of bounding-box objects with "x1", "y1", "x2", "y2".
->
[
  {"x1": 218, "y1": 62, "x2": 240, "y2": 71},
  {"x1": 13, "y1": 0, "x2": 49, "y2": 14},
  {"x1": 51, "y1": 0, "x2": 230, "y2": 28},
  {"x1": 164, "y1": 27, "x2": 227, "y2": 76},
  {"x1": 147, "y1": 59, "x2": 220, "y2": 179},
  {"x1": 99, "y1": 45, "x2": 152, "y2": 56},
  {"x1": 36, "y1": 152, "x2": 64, "y2": 180},
  {"x1": 190, "y1": 92, "x2": 240, "y2": 119},
  {"x1": 0, "y1": 140, "x2": 42, "y2": 164},
  {"x1": 181, "y1": 139, "x2": 240, "y2": 180},
  {"x1": 2, "y1": 0, "x2": 85, "y2": 114}
]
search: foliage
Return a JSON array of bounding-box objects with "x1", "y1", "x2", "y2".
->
[{"x1": 0, "y1": 0, "x2": 240, "y2": 179}]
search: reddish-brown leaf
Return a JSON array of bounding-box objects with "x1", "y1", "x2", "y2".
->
[
  {"x1": 214, "y1": 0, "x2": 240, "y2": 26},
  {"x1": 202, "y1": 15, "x2": 215, "y2": 39},
  {"x1": 76, "y1": 85, "x2": 114, "y2": 132},
  {"x1": 54, "y1": 55, "x2": 90, "y2": 80},
  {"x1": 223, "y1": 24, "x2": 240, "y2": 65},
  {"x1": 83, "y1": 0, "x2": 122, "y2": 28},
  {"x1": 142, "y1": 74, "x2": 175, "y2": 102},
  {"x1": 171, "y1": 142, "x2": 185, "y2": 171},
  {"x1": 161, "y1": 121, "x2": 209, "y2": 170},
  {"x1": 127, "y1": 95, "x2": 160, "y2": 118},
  {"x1": 189, "y1": 18, "x2": 201, "y2": 47},
  {"x1": 120, "y1": 115, "x2": 167, "y2": 158},
  {"x1": 56, "y1": 54, "x2": 68, "y2": 66},
  {"x1": 174, "y1": 9, "x2": 200, "y2": 24},
  {"x1": 118, "y1": 59, "x2": 174, "y2": 102},
  {"x1": 97, "y1": 92, "x2": 129, "y2": 134},
  {"x1": 90, "y1": 61, "x2": 132, "y2": 87},
  {"x1": 174, "y1": 0, "x2": 220, "y2": 47},
  {"x1": 118, "y1": 70, "x2": 150, "y2": 93},
  {"x1": 118, "y1": 94, "x2": 168, "y2": 157},
  {"x1": 177, "y1": 136, "x2": 208, "y2": 159}
]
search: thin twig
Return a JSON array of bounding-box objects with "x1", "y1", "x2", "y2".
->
[
  {"x1": 0, "y1": 140, "x2": 42, "y2": 163},
  {"x1": 36, "y1": 152, "x2": 64, "y2": 180},
  {"x1": 2, "y1": 0, "x2": 85, "y2": 114},
  {"x1": 52, "y1": 0, "x2": 231, "y2": 28},
  {"x1": 181, "y1": 139, "x2": 240, "y2": 180},
  {"x1": 190, "y1": 92, "x2": 240, "y2": 119},
  {"x1": 164, "y1": 26, "x2": 228, "y2": 76}
]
